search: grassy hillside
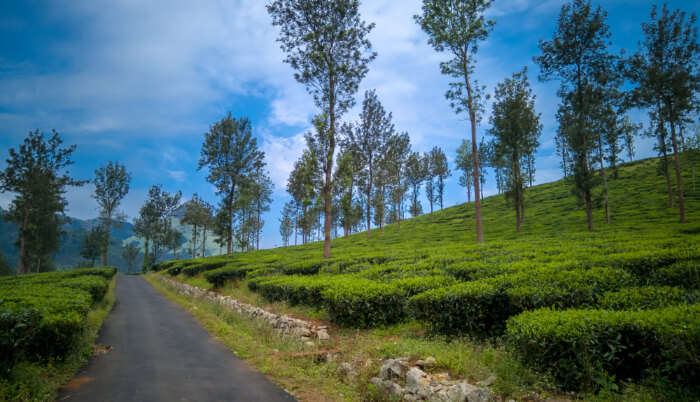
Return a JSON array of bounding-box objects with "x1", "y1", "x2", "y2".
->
[{"x1": 155, "y1": 154, "x2": 700, "y2": 399}]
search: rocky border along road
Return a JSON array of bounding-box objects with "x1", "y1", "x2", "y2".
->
[
  {"x1": 371, "y1": 358, "x2": 499, "y2": 402},
  {"x1": 157, "y1": 276, "x2": 330, "y2": 343}
]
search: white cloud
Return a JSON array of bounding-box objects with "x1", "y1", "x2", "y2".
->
[{"x1": 260, "y1": 130, "x2": 308, "y2": 192}]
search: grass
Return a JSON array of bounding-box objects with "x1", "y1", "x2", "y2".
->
[
  {"x1": 151, "y1": 153, "x2": 700, "y2": 401},
  {"x1": 0, "y1": 275, "x2": 117, "y2": 402}
]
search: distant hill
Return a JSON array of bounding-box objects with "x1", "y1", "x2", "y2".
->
[{"x1": 0, "y1": 206, "x2": 222, "y2": 273}]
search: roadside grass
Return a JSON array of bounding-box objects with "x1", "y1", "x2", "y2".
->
[
  {"x1": 146, "y1": 273, "x2": 562, "y2": 401},
  {"x1": 0, "y1": 276, "x2": 117, "y2": 402},
  {"x1": 151, "y1": 154, "x2": 700, "y2": 401}
]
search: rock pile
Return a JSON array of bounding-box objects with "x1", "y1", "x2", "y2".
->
[
  {"x1": 370, "y1": 358, "x2": 496, "y2": 402},
  {"x1": 159, "y1": 277, "x2": 330, "y2": 343}
]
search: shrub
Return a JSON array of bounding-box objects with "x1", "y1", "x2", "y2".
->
[
  {"x1": 598, "y1": 286, "x2": 699, "y2": 310},
  {"x1": 408, "y1": 280, "x2": 512, "y2": 336},
  {"x1": 281, "y1": 259, "x2": 330, "y2": 275},
  {"x1": 322, "y1": 279, "x2": 405, "y2": 327},
  {"x1": 181, "y1": 259, "x2": 230, "y2": 277},
  {"x1": 649, "y1": 260, "x2": 700, "y2": 288},
  {"x1": 505, "y1": 305, "x2": 700, "y2": 392},
  {"x1": 203, "y1": 264, "x2": 258, "y2": 287}
]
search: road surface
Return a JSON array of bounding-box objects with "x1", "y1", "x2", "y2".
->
[{"x1": 58, "y1": 275, "x2": 295, "y2": 402}]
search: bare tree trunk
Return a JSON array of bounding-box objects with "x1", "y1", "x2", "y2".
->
[
  {"x1": 17, "y1": 207, "x2": 28, "y2": 274},
  {"x1": 669, "y1": 121, "x2": 686, "y2": 223},
  {"x1": 465, "y1": 76, "x2": 483, "y2": 244},
  {"x1": 598, "y1": 137, "x2": 611, "y2": 224},
  {"x1": 366, "y1": 159, "x2": 372, "y2": 239},
  {"x1": 202, "y1": 228, "x2": 207, "y2": 258},
  {"x1": 227, "y1": 186, "x2": 235, "y2": 254},
  {"x1": 102, "y1": 214, "x2": 111, "y2": 266}
]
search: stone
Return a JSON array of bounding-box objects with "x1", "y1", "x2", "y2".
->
[
  {"x1": 406, "y1": 367, "x2": 430, "y2": 389},
  {"x1": 416, "y1": 356, "x2": 437, "y2": 368},
  {"x1": 380, "y1": 359, "x2": 409, "y2": 381},
  {"x1": 446, "y1": 382, "x2": 478, "y2": 402},
  {"x1": 304, "y1": 341, "x2": 315, "y2": 348},
  {"x1": 316, "y1": 329, "x2": 330, "y2": 340},
  {"x1": 325, "y1": 352, "x2": 335, "y2": 362},
  {"x1": 338, "y1": 362, "x2": 355, "y2": 379},
  {"x1": 466, "y1": 387, "x2": 494, "y2": 402},
  {"x1": 476, "y1": 375, "x2": 497, "y2": 387}
]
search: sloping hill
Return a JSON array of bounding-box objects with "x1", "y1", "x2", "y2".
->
[{"x1": 156, "y1": 153, "x2": 699, "y2": 398}]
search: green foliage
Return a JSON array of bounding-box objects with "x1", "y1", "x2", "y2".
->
[
  {"x1": 505, "y1": 305, "x2": 700, "y2": 392},
  {"x1": 598, "y1": 286, "x2": 699, "y2": 310},
  {"x1": 0, "y1": 267, "x2": 116, "y2": 376}
]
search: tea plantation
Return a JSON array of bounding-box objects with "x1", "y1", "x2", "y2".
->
[
  {"x1": 155, "y1": 155, "x2": 700, "y2": 395},
  {"x1": 0, "y1": 267, "x2": 116, "y2": 393}
]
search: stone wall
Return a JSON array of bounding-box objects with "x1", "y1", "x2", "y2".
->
[{"x1": 156, "y1": 276, "x2": 330, "y2": 343}]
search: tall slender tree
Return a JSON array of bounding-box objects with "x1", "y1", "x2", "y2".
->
[
  {"x1": 347, "y1": 90, "x2": 395, "y2": 238},
  {"x1": 416, "y1": 0, "x2": 495, "y2": 243},
  {"x1": 456, "y1": 139, "x2": 474, "y2": 202},
  {"x1": 406, "y1": 152, "x2": 427, "y2": 217},
  {"x1": 0, "y1": 129, "x2": 85, "y2": 273},
  {"x1": 93, "y1": 161, "x2": 131, "y2": 266},
  {"x1": 627, "y1": 4, "x2": 699, "y2": 223},
  {"x1": 268, "y1": 0, "x2": 376, "y2": 258},
  {"x1": 536, "y1": 0, "x2": 613, "y2": 232},
  {"x1": 384, "y1": 132, "x2": 411, "y2": 229},
  {"x1": 429, "y1": 146, "x2": 450, "y2": 210},
  {"x1": 198, "y1": 114, "x2": 265, "y2": 254},
  {"x1": 487, "y1": 68, "x2": 542, "y2": 232}
]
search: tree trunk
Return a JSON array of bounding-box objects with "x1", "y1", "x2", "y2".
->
[
  {"x1": 366, "y1": 158, "x2": 372, "y2": 239},
  {"x1": 17, "y1": 206, "x2": 28, "y2": 274},
  {"x1": 257, "y1": 206, "x2": 261, "y2": 251},
  {"x1": 465, "y1": 76, "x2": 483, "y2": 244},
  {"x1": 202, "y1": 228, "x2": 207, "y2": 258},
  {"x1": 598, "y1": 137, "x2": 611, "y2": 224},
  {"x1": 227, "y1": 185, "x2": 235, "y2": 254},
  {"x1": 192, "y1": 224, "x2": 198, "y2": 259},
  {"x1": 397, "y1": 201, "x2": 401, "y2": 230},
  {"x1": 669, "y1": 122, "x2": 686, "y2": 223},
  {"x1": 102, "y1": 215, "x2": 111, "y2": 266}
]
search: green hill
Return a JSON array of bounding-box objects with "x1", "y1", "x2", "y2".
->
[{"x1": 155, "y1": 153, "x2": 700, "y2": 399}]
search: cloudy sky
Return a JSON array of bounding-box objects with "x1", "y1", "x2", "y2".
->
[{"x1": 1, "y1": 0, "x2": 698, "y2": 248}]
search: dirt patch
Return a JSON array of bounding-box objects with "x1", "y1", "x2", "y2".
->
[
  {"x1": 63, "y1": 376, "x2": 94, "y2": 390},
  {"x1": 92, "y1": 344, "x2": 112, "y2": 356}
]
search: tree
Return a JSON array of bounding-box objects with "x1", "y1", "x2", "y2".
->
[
  {"x1": 535, "y1": 0, "x2": 613, "y2": 232},
  {"x1": 93, "y1": 161, "x2": 131, "y2": 267},
  {"x1": 384, "y1": 132, "x2": 411, "y2": 229},
  {"x1": 182, "y1": 194, "x2": 213, "y2": 258},
  {"x1": 627, "y1": 4, "x2": 699, "y2": 223},
  {"x1": 405, "y1": 152, "x2": 426, "y2": 217},
  {"x1": 248, "y1": 168, "x2": 273, "y2": 250},
  {"x1": 428, "y1": 146, "x2": 450, "y2": 210},
  {"x1": 346, "y1": 90, "x2": 394, "y2": 239},
  {"x1": 133, "y1": 185, "x2": 181, "y2": 271},
  {"x1": 0, "y1": 129, "x2": 86, "y2": 273},
  {"x1": 121, "y1": 242, "x2": 140, "y2": 274},
  {"x1": 416, "y1": 0, "x2": 495, "y2": 243},
  {"x1": 80, "y1": 224, "x2": 106, "y2": 267},
  {"x1": 456, "y1": 139, "x2": 474, "y2": 202},
  {"x1": 280, "y1": 202, "x2": 295, "y2": 246},
  {"x1": 487, "y1": 68, "x2": 542, "y2": 232},
  {"x1": 198, "y1": 114, "x2": 265, "y2": 254},
  {"x1": 268, "y1": 0, "x2": 376, "y2": 258},
  {"x1": 333, "y1": 141, "x2": 362, "y2": 238},
  {"x1": 287, "y1": 146, "x2": 321, "y2": 244}
]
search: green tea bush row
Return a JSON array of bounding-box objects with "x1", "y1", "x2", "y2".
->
[
  {"x1": 203, "y1": 264, "x2": 262, "y2": 287},
  {"x1": 408, "y1": 267, "x2": 634, "y2": 336},
  {"x1": 505, "y1": 304, "x2": 700, "y2": 391},
  {"x1": 597, "y1": 286, "x2": 699, "y2": 310},
  {"x1": 0, "y1": 268, "x2": 114, "y2": 376},
  {"x1": 648, "y1": 260, "x2": 700, "y2": 288},
  {"x1": 181, "y1": 259, "x2": 230, "y2": 277}
]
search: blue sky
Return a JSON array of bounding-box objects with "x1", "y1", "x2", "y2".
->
[{"x1": 1, "y1": 0, "x2": 698, "y2": 249}]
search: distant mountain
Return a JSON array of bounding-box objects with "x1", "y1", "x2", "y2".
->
[{"x1": 0, "y1": 206, "x2": 222, "y2": 274}]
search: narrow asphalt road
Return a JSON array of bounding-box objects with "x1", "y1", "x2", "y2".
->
[{"x1": 58, "y1": 275, "x2": 295, "y2": 402}]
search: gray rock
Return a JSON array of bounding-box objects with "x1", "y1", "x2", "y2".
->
[
  {"x1": 379, "y1": 359, "x2": 408, "y2": 381},
  {"x1": 476, "y1": 375, "x2": 497, "y2": 388},
  {"x1": 304, "y1": 341, "x2": 315, "y2": 347},
  {"x1": 339, "y1": 362, "x2": 355, "y2": 379},
  {"x1": 466, "y1": 387, "x2": 494, "y2": 402},
  {"x1": 406, "y1": 367, "x2": 429, "y2": 389},
  {"x1": 416, "y1": 356, "x2": 437, "y2": 368},
  {"x1": 446, "y1": 382, "x2": 479, "y2": 402},
  {"x1": 316, "y1": 329, "x2": 330, "y2": 340}
]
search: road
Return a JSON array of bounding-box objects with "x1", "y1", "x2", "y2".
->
[{"x1": 58, "y1": 275, "x2": 295, "y2": 402}]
